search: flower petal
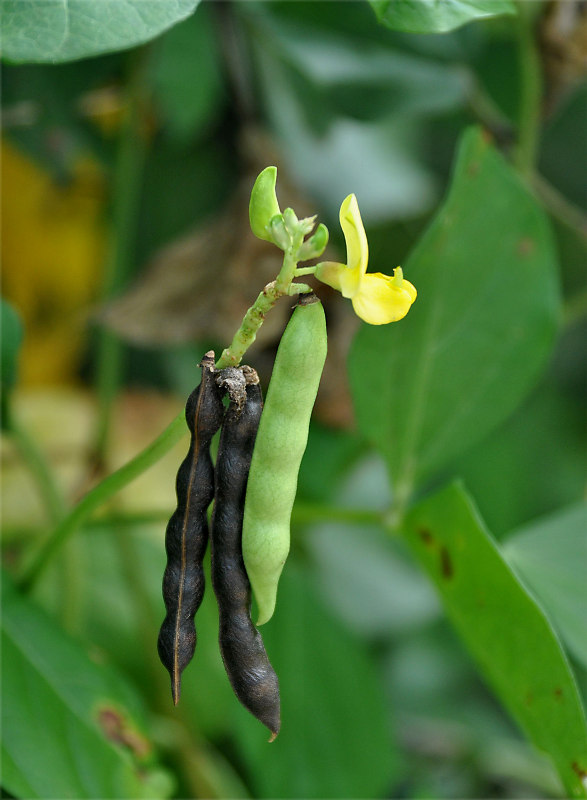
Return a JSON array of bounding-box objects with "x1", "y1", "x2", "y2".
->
[
  {"x1": 338, "y1": 194, "x2": 368, "y2": 298},
  {"x1": 351, "y1": 272, "x2": 417, "y2": 325}
]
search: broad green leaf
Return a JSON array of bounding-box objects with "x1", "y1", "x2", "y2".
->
[
  {"x1": 1, "y1": 575, "x2": 173, "y2": 799},
  {"x1": 504, "y1": 504, "x2": 587, "y2": 670},
  {"x1": 349, "y1": 127, "x2": 560, "y2": 490},
  {"x1": 370, "y1": 0, "x2": 516, "y2": 34},
  {"x1": 403, "y1": 483, "x2": 587, "y2": 799},
  {"x1": 0, "y1": 0, "x2": 201, "y2": 64},
  {"x1": 233, "y1": 564, "x2": 398, "y2": 799},
  {"x1": 447, "y1": 380, "x2": 587, "y2": 539},
  {"x1": 150, "y1": 6, "x2": 224, "y2": 144}
]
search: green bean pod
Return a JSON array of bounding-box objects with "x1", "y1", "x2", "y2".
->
[{"x1": 242, "y1": 294, "x2": 327, "y2": 625}]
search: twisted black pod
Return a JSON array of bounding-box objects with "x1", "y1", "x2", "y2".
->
[
  {"x1": 157, "y1": 351, "x2": 224, "y2": 705},
  {"x1": 211, "y1": 367, "x2": 281, "y2": 740}
]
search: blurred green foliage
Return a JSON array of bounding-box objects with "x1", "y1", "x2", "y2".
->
[{"x1": 1, "y1": 2, "x2": 586, "y2": 799}]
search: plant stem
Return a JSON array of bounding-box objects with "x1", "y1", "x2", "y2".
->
[
  {"x1": 217, "y1": 229, "x2": 309, "y2": 368},
  {"x1": 563, "y1": 286, "x2": 587, "y2": 328},
  {"x1": 275, "y1": 230, "x2": 304, "y2": 293},
  {"x1": 18, "y1": 410, "x2": 187, "y2": 592},
  {"x1": 514, "y1": 2, "x2": 542, "y2": 175},
  {"x1": 92, "y1": 50, "x2": 149, "y2": 462},
  {"x1": 467, "y1": 78, "x2": 514, "y2": 143},
  {"x1": 8, "y1": 418, "x2": 66, "y2": 525},
  {"x1": 216, "y1": 281, "x2": 281, "y2": 368},
  {"x1": 5, "y1": 504, "x2": 377, "y2": 537},
  {"x1": 532, "y1": 173, "x2": 587, "y2": 242},
  {"x1": 216, "y1": 232, "x2": 311, "y2": 369},
  {"x1": 292, "y1": 502, "x2": 384, "y2": 528},
  {"x1": 215, "y1": 279, "x2": 313, "y2": 369}
]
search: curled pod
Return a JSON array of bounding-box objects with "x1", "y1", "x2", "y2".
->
[
  {"x1": 242, "y1": 294, "x2": 327, "y2": 625},
  {"x1": 157, "y1": 351, "x2": 225, "y2": 705},
  {"x1": 211, "y1": 369, "x2": 281, "y2": 740}
]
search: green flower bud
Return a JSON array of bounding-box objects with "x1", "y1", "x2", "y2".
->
[
  {"x1": 249, "y1": 167, "x2": 281, "y2": 242},
  {"x1": 297, "y1": 223, "x2": 329, "y2": 260},
  {"x1": 298, "y1": 215, "x2": 317, "y2": 236},
  {"x1": 268, "y1": 214, "x2": 291, "y2": 251},
  {"x1": 283, "y1": 208, "x2": 299, "y2": 237}
]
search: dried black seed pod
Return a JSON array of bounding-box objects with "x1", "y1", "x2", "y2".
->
[
  {"x1": 157, "y1": 351, "x2": 224, "y2": 705},
  {"x1": 211, "y1": 368, "x2": 281, "y2": 740}
]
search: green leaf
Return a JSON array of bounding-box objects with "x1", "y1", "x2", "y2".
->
[
  {"x1": 233, "y1": 564, "x2": 398, "y2": 799},
  {"x1": 370, "y1": 0, "x2": 516, "y2": 34},
  {"x1": 150, "y1": 6, "x2": 224, "y2": 144},
  {"x1": 349, "y1": 127, "x2": 560, "y2": 492},
  {"x1": 504, "y1": 503, "x2": 587, "y2": 670},
  {"x1": 447, "y1": 380, "x2": 587, "y2": 538},
  {"x1": 0, "y1": 0, "x2": 201, "y2": 64},
  {"x1": 1, "y1": 574, "x2": 173, "y2": 799},
  {"x1": 403, "y1": 483, "x2": 587, "y2": 799}
]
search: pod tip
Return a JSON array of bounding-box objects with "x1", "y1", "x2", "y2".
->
[
  {"x1": 255, "y1": 599, "x2": 275, "y2": 626},
  {"x1": 200, "y1": 351, "x2": 216, "y2": 368},
  {"x1": 171, "y1": 676, "x2": 181, "y2": 706}
]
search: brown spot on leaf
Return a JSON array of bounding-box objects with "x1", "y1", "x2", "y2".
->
[
  {"x1": 554, "y1": 687, "x2": 563, "y2": 701},
  {"x1": 525, "y1": 692, "x2": 533, "y2": 706},
  {"x1": 572, "y1": 761, "x2": 587, "y2": 779},
  {"x1": 517, "y1": 237, "x2": 535, "y2": 257},
  {"x1": 419, "y1": 528, "x2": 435, "y2": 547},
  {"x1": 467, "y1": 161, "x2": 480, "y2": 177},
  {"x1": 97, "y1": 706, "x2": 151, "y2": 760},
  {"x1": 440, "y1": 547, "x2": 454, "y2": 580}
]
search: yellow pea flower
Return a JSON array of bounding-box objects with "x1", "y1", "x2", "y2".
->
[{"x1": 315, "y1": 194, "x2": 417, "y2": 325}]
